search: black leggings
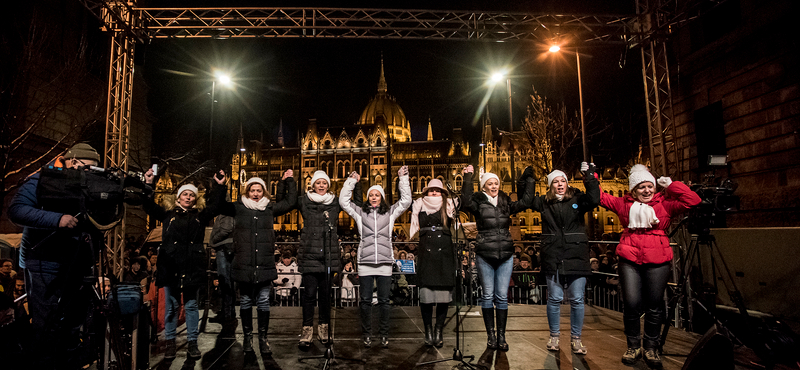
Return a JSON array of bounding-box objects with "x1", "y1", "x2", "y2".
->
[
  {"x1": 302, "y1": 272, "x2": 331, "y2": 326},
  {"x1": 618, "y1": 257, "x2": 671, "y2": 349},
  {"x1": 420, "y1": 302, "x2": 449, "y2": 327}
]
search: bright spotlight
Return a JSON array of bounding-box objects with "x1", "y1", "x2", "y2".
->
[
  {"x1": 549, "y1": 45, "x2": 561, "y2": 53},
  {"x1": 491, "y1": 72, "x2": 505, "y2": 83}
]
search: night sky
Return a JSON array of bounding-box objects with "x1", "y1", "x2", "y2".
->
[{"x1": 141, "y1": 1, "x2": 645, "y2": 169}]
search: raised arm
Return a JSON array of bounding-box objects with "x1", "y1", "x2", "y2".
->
[
  {"x1": 577, "y1": 162, "x2": 601, "y2": 213},
  {"x1": 272, "y1": 170, "x2": 298, "y2": 216},
  {"x1": 459, "y1": 166, "x2": 477, "y2": 214},
  {"x1": 339, "y1": 172, "x2": 361, "y2": 218},
  {"x1": 389, "y1": 166, "x2": 412, "y2": 218},
  {"x1": 140, "y1": 168, "x2": 169, "y2": 221},
  {"x1": 511, "y1": 166, "x2": 536, "y2": 214},
  {"x1": 659, "y1": 177, "x2": 701, "y2": 216},
  {"x1": 352, "y1": 176, "x2": 364, "y2": 208}
]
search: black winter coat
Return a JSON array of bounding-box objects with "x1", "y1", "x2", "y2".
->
[
  {"x1": 143, "y1": 184, "x2": 225, "y2": 289},
  {"x1": 460, "y1": 171, "x2": 535, "y2": 264},
  {"x1": 278, "y1": 181, "x2": 363, "y2": 274},
  {"x1": 531, "y1": 176, "x2": 600, "y2": 276},
  {"x1": 217, "y1": 177, "x2": 297, "y2": 284},
  {"x1": 416, "y1": 210, "x2": 456, "y2": 289}
]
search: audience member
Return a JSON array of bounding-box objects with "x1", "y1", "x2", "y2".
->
[
  {"x1": 0, "y1": 258, "x2": 15, "y2": 298},
  {"x1": 274, "y1": 252, "x2": 300, "y2": 300}
]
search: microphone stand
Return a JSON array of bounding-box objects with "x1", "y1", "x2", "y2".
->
[
  {"x1": 299, "y1": 211, "x2": 364, "y2": 369},
  {"x1": 417, "y1": 184, "x2": 476, "y2": 369}
]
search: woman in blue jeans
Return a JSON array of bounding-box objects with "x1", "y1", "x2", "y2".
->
[
  {"x1": 530, "y1": 163, "x2": 600, "y2": 354},
  {"x1": 143, "y1": 168, "x2": 226, "y2": 359},
  {"x1": 460, "y1": 165, "x2": 535, "y2": 351},
  {"x1": 339, "y1": 166, "x2": 411, "y2": 348}
]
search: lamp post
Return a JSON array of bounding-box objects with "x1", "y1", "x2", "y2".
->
[
  {"x1": 549, "y1": 45, "x2": 588, "y2": 162},
  {"x1": 490, "y1": 70, "x2": 516, "y2": 192},
  {"x1": 209, "y1": 70, "x2": 232, "y2": 153},
  {"x1": 479, "y1": 143, "x2": 486, "y2": 172}
]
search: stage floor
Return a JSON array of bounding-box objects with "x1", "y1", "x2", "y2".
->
[{"x1": 144, "y1": 304, "x2": 700, "y2": 370}]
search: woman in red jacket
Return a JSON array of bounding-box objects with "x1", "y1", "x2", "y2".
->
[{"x1": 600, "y1": 164, "x2": 700, "y2": 369}]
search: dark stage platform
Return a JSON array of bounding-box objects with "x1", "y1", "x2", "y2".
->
[{"x1": 145, "y1": 305, "x2": 700, "y2": 370}]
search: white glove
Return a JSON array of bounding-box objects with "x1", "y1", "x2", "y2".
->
[
  {"x1": 580, "y1": 162, "x2": 589, "y2": 172},
  {"x1": 657, "y1": 176, "x2": 672, "y2": 188}
]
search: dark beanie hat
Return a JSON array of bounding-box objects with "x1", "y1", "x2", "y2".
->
[{"x1": 65, "y1": 143, "x2": 101, "y2": 162}]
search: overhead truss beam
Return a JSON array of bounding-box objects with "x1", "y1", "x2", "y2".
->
[{"x1": 136, "y1": 8, "x2": 638, "y2": 43}]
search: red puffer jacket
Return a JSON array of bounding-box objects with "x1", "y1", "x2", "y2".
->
[{"x1": 600, "y1": 181, "x2": 701, "y2": 265}]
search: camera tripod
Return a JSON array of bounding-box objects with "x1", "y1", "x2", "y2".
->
[{"x1": 660, "y1": 221, "x2": 749, "y2": 355}]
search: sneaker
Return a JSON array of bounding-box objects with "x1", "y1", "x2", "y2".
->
[
  {"x1": 546, "y1": 336, "x2": 560, "y2": 351},
  {"x1": 381, "y1": 336, "x2": 389, "y2": 348},
  {"x1": 644, "y1": 349, "x2": 663, "y2": 369},
  {"x1": 621, "y1": 347, "x2": 643, "y2": 365},
  {"x1": 318, "y1": 323, "x2": 330, "y2": 343},
  {"x1": 571, "y1": 337, "x2": 587, "y2": 355},
  {"x1": 299, "y1": 326, "x2": 313, "y2": 348},
  {"x1": 362, "y1": 334, "x2": 372, "y2": 348}
]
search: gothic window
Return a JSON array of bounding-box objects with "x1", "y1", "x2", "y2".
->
[
  {"x1": 411, "y1": 177, "x2": 418, "y2": 193},
  {"x1": 271, "y1": 181, "x2": 278, "y2": 196},
  {"x1": 325, "y1": 162, "x2": 333, "y2": 176},
  {"x1": 520, "y1": 218, "x2": 526, "y2": 226},
  {"x1": 361, "y1": 161, "x2": 368, "y2": 176},
  {"x1": 376, "y1": 138, "x2": 382, "y2": 147},
  {"x1": 533, "y1": 218, "x2": 540, "y2": 226},
  {"x1": 375, "y1": 175, "x2": 383, "y2": 188},
  {"x1": 618, "y1": 190, "x2": 623, "y2": 197},
  {"x1": 305, "y1": 176, "x2": 311, "y2": 191},
  {"x1": 338, "y1": 161, "x2": 346, "y2": 179},
  {"x1": 607, "y1": 216, "x2": 615, "y2": 225},
  {"x1": 455, "y1": 175, "x2": 463, "y2": 191},
  {"x1": 358, "y1": 138, "x2": 365, "y2": 146}
]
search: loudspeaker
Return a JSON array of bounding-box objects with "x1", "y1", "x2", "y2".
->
[{"x1": 682, "y1": 324, "x2": 734, "y2": 370}]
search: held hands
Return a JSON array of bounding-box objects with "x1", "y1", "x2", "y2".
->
[
  {"x1": 521, "y1": 165, "x2": 534, "y2": 179},
  {"x1": 282, "y1": 169, "x2": 293, "y2": 180},
  {"x1": 214, "y1": 170, "x2": 227, "y2": 185},
  {"x1": 349, "y1": 171, "x2": 361, "y2": 181},
  {"x1": 59, "y1": 215, "x2": 78, "y2": 229},
  {"x1": 463, "y1": 165, "x2": 474, "y2": 174},
  {"x1": 657, "y1": 176, "x2": 672, "y2": 188},
  {"x1": 398, "y1": 165, "x2": 409, "y2": 177},
  {"x1": 580, "y1": 162, "x2": 596, "y2": 177},
  {"x1": 144, "y1": 168, "x2": 155, "y2": 184}
]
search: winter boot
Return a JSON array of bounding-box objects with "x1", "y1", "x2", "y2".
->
[
  {"x1": 481, "y1": 308, "x2": 497, "y2": 349},
  {"x1": 187, "y1": 340, "x2": 201, "y2": 359},
  {"x1": 424, "y1": 324, "x2": 434, "y2": 347},
  {"x1": 496, "y1": 308, "x2": 509, "y2": 351},
  {"x1": 299, "y1": 326, "x2": 313, "y2": 348},
  {"x1": 257, "y1": 310, "x2": 272, "y2": 355},
  {"x1": 163, "y1": 339, "x2": 177, "y2": 359},
  {"x1": 241, "y1": 307, "x2": 254, "y2": 352},
  {"x1": 433, "y1": 324, "x2": 444, "y2": 348},
  {"x1": 644, "y1": 348, "x2": 663, "y2": 369},
  {"x1": 318, "y1": 323, "x2": 330, "y2": 344}
]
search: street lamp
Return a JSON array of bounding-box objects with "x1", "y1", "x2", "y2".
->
[
  {"x1": 479, "y1": 143, "x2": 486, "y2": 171},
  {"x1": 549, "y1": 45, "x2": 588, "y2": 162},
  {"x1": 209, "y1": 70, "x2": 232, "y2": 153}
]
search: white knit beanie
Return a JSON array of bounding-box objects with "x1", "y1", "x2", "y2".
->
[
  {"x1": 547, "y1": 170, "x2": 568, "y2": 187},
  {"x1": 366, "y1": 185, "x2": 386, "y2": 200},
  {"x1": 310, "y1": 170, "x2": 331, "y2": 188},
  {"x1": 176, "y1": 184, "x2": 198, "y2": 197},
  {"x1": 245, "y1": 177, "x2": 267, "y2": 192},
  {"x1": 480, "y1": 172, "x2": 500, "y2": 189},
  {"x1": 628, "y1": 164, "x2": 656, "y2": 191}
]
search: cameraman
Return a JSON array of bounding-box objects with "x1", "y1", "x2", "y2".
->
[{"x1": 7, "y1": 143, "x2": 101, "y2": 369}]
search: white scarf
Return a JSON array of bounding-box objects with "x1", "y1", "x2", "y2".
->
[
  {"x1": 241, "y1": 195, "x2": 269, "y2": 211},
  {"x1": 628, "y1": 201, "x2": 659, "y2": 229},
  {"x1": 555, "y1": 194, "x2": 564, "y2": 201},
  {"x1": 409, "y1": 196, "x2": 457, "y2": 238},
  {"x1": 483, "y1": 192, "x2": 498, "y2": 207},
  {"x1": 307, "y1": 191, "x2": 335, "y2": 205}
]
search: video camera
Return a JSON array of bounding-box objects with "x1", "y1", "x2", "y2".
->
[
  {"x1": 36, "y1": 164, "x2": 150, "y2": 229},
  {"x1": 686, "y1": 176, "x2": 740, "y2": 234}
]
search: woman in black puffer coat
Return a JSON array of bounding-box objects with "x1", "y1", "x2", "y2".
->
[
  {"x1": 215, "y1": 170, "x2": 296, "y2": 355},
  {"x1": 278, "y1": 170, "x2": 361, "y2": 348},
  {"x1": 531, "y1": 162, "x2": 600, "y2": 355},
  {"x1": 460, "y1": 165, "x2": 535, "y2": 351},
  {"x1": 143, "y1": 169, "x2": 226, "y2": 359}
]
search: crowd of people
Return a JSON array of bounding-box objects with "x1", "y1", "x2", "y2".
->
[{"x1": 3, "y1": 141, "x2": 701, "y2": 369}]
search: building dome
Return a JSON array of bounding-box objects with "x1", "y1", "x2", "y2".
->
[{"x1": 356, "y1": 59, "x2": 411, "y2": 142}]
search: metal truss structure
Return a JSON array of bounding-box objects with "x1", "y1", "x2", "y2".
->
[{"x1": 78, "y1": 0, "x2": 710, "y2": 277}]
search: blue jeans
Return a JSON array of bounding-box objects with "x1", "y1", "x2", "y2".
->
[
  {"x1": 358, "y1": 275, "x2": 392, "y2": 337},
  {"x1": 546, "y1": 273, "x2": 587, "y2": 337},
  {"x1": 475, "y1": 255, "x2": 514, "y2": 310},
  {"x1": 164, "y1": 286, "x2": 200, "y2": 341},
  {"x1": 239, "y1": 282, "x2": 272, "y2": 311}
]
